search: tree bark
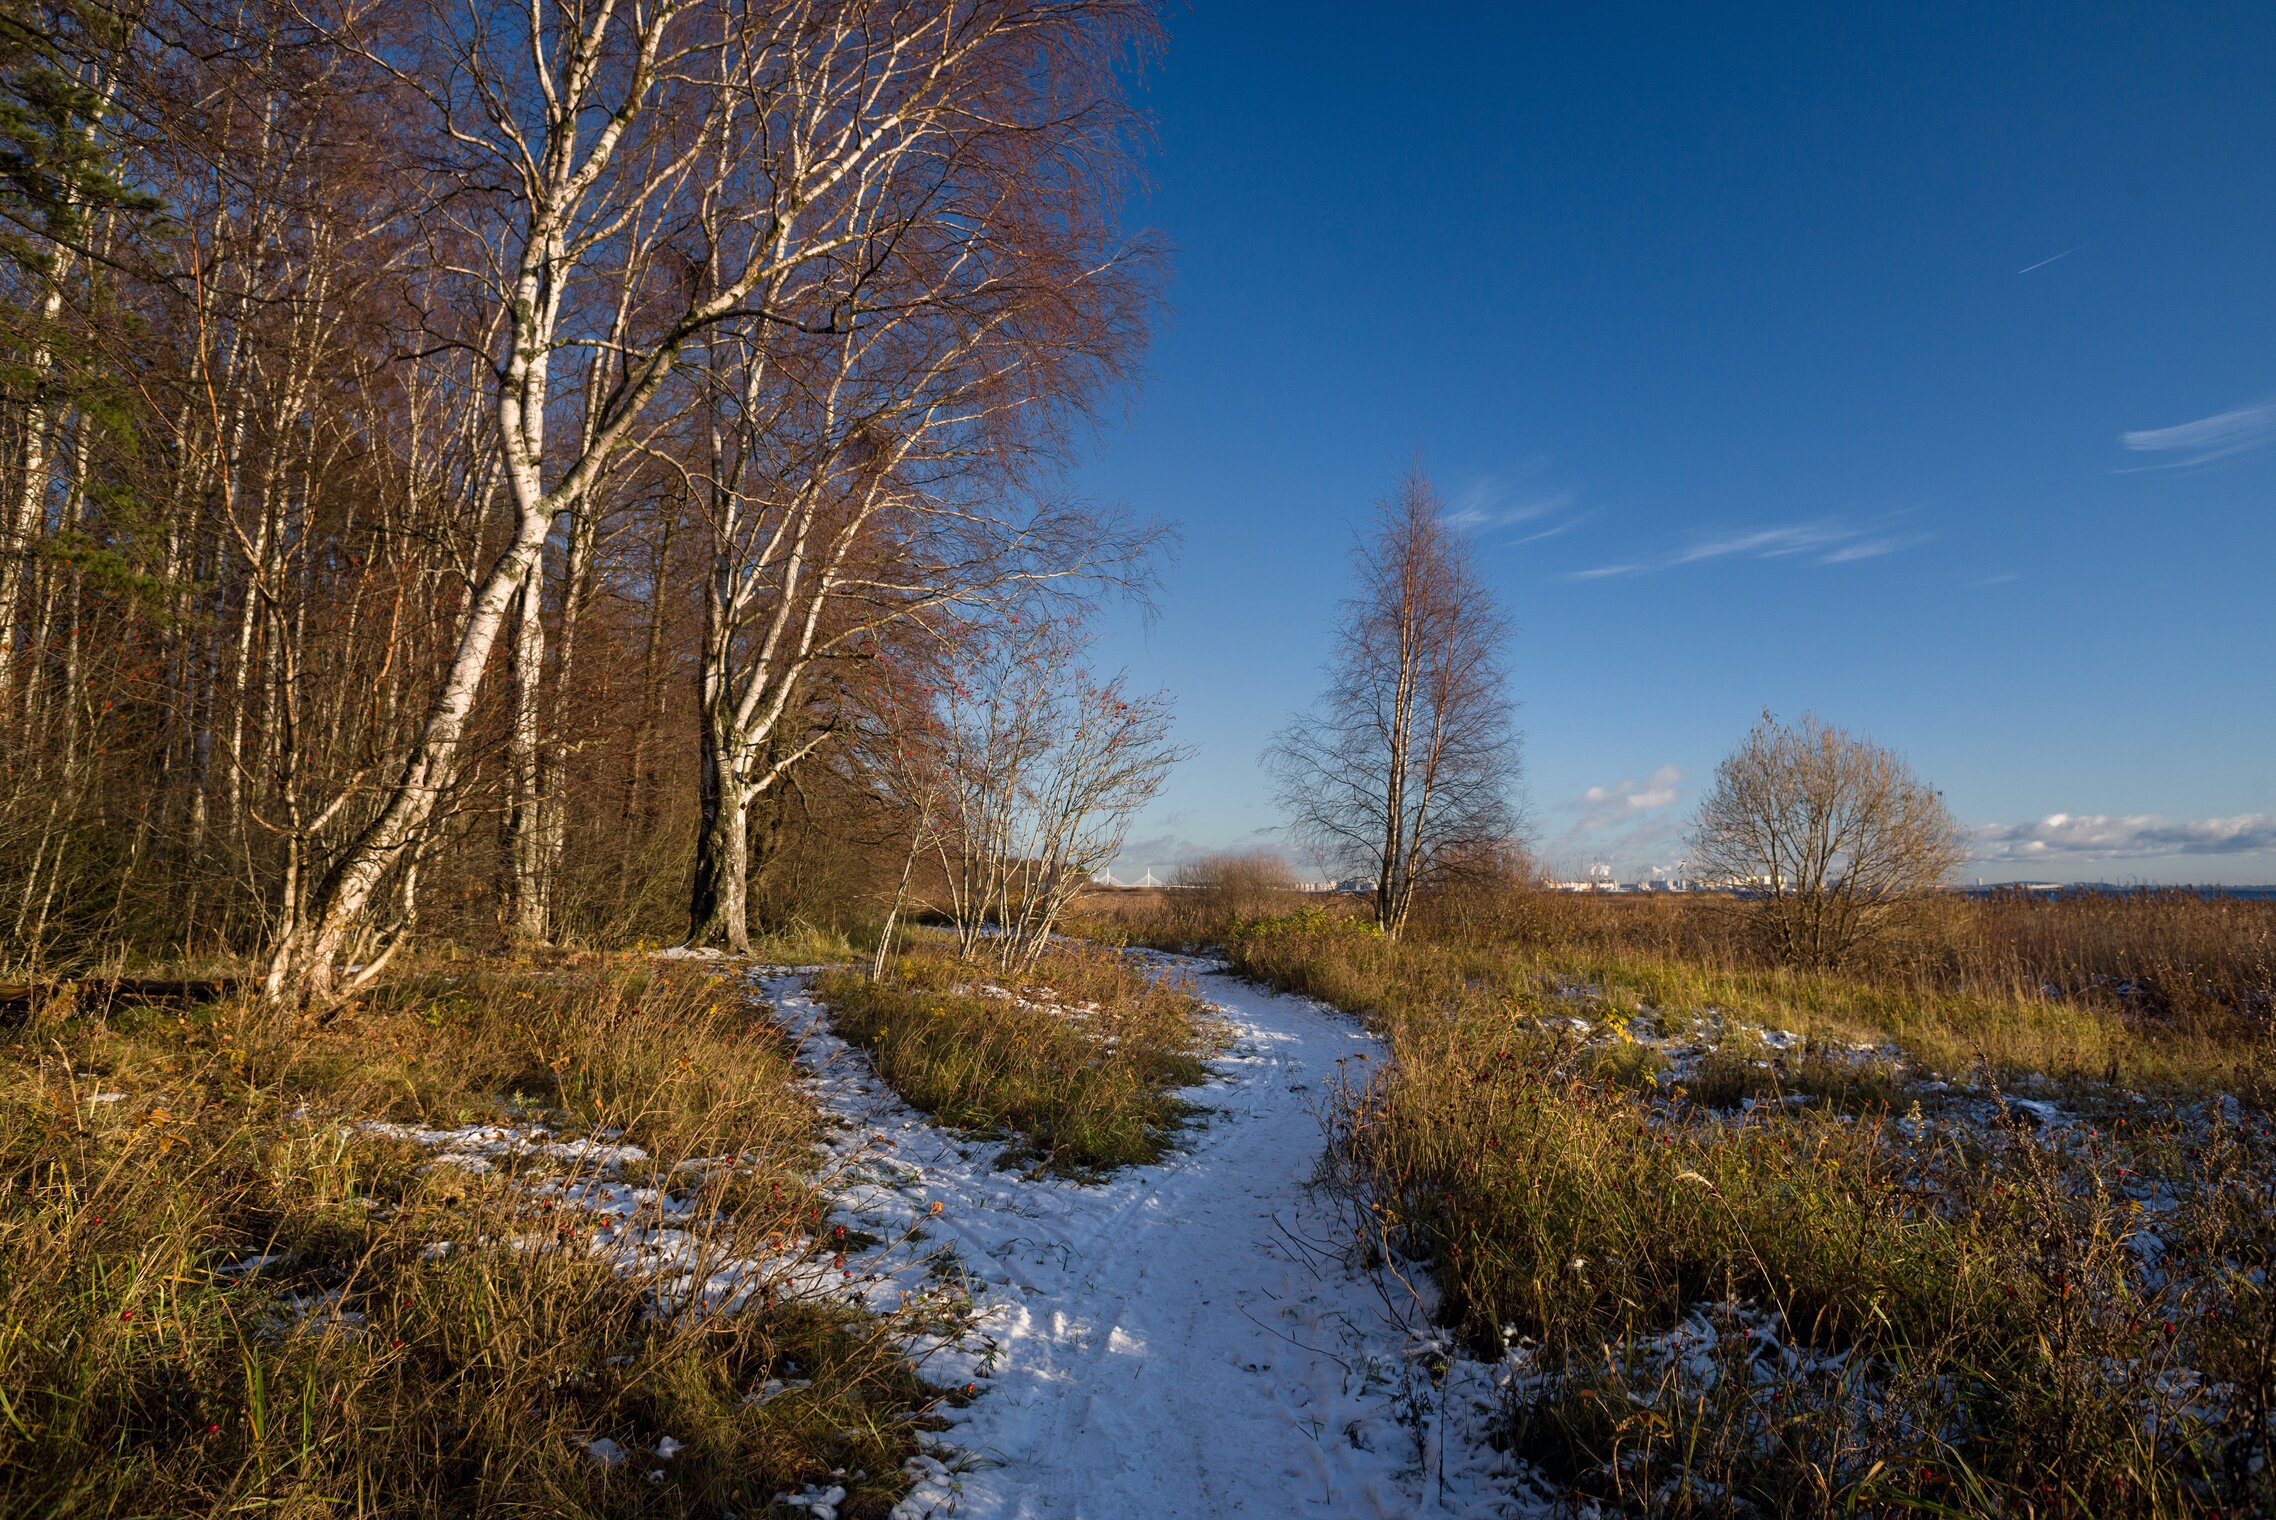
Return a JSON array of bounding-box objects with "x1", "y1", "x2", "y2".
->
[
  {"x1": 504, "y1": 563, "x2": 549, "y2": 943},
  {"x1": 688, "y1": 710, "x2": 752, "y2": 953},
  {"x1": 264, "y1": 520, "x2": 550, "y2": 1000},
  {"x1": 0, "y1": 274, "x2": 68, "y2": 700}
]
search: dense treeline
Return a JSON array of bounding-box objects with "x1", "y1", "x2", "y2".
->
[{"x1": 0, "y1": 0, "x2": 1162, "y2": 989}]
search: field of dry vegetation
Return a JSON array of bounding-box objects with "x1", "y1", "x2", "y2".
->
[
  {"x1": 1085, "y1": 884, "x2": 2276, "y2": 1086},
  {"x1": 0, "y1": 958, "x2": 967, "y2": 1519},
  {"x1": 8, "y1": 878, "x2": 2274, "y2": 1515},
  {"x1": 1077, "y1": 884, "x2": 2276, "y2": 1515}
]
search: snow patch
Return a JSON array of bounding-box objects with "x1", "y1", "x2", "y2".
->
[{"x1": 753, "y1": 961, "x2": 1538, "y2": 1517}]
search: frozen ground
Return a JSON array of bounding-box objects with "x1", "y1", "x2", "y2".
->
[{"x1": 755, "y1": 958, "x2": 1539, "y2": 1520}]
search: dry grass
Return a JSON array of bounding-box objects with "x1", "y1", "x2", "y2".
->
[
  {"x1": 1089, "y1": 891, "x2": 2275, "y2": 1091},
  {"x1": 813, "y1": 941, "x2": 1219, "y2": 1177},
  {"x1": 0, "y1": 958, "x2": 954, "y2": 1518},
  {"x1": 1077, "y1": 899, "x2": 2276, "y2": 1513},
  {"x1": 1678, "y1": 1039, "x2": 1909, "y2": 1114},
  {"x1": 1274, "y1": 919, "x2": 2276, "y2": 1510},
  {"x1": 1488, "y1": 889, "x2": 2276, "y2": 1028},
  {"x1": 1325, "y1": 1011, "x2": 2276, "y2": 1513}
]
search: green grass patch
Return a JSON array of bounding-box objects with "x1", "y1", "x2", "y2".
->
[{"x1": 813, "y1": 943, "x2": 1220, "y2": 1177}]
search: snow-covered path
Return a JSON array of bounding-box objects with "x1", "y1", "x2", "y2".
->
[{"x1": 757, "y1": 958, "x2": 1527, "y2": 1519}]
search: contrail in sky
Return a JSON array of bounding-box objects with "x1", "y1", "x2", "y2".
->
[{"x1": 2016, "y1": 241, "x2": 2087, "y2": 275}]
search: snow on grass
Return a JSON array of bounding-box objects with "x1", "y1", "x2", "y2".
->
[
  {"x1": 355, "y1": 1118, "x2": 652, "y2": 1173},
  {"x1": 754, "y1": 958, "x2": 1547, "y2": 1518},
  {"x1": 353, "y1": 1112, "x2": 953, "y2": 1324}
]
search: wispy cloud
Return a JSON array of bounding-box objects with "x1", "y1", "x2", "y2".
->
[
  {"x1": 1971, "y1": 812, "x2": 2276, "y2": 864},
  {"x1": 1442, "y1": 474, "x2": 1595, "y2": 554},
  {"x1": 1442, "y1": 480, "x2": 1579, "y2": 533},
  {"x1": 1501, "y1": 512, "x2": 1592, "y2": 547},
  {"x1": 1571, "y1": 516, "x2": 1931, "y2": 580},
  {"x1": 2120, "y1": 396, "x2": 2276, "y2": 469},
  {"x1": 1967, "y1": 571, "x2": 2019, "y2": 588},
  {"x1": 1820, "y1": 535, "x2": 1921, "y2": 564},
  {"x1": 2016, "y1": 241, "x2": 2087, "y2": 275}
]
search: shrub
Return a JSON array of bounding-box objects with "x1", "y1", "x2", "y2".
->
[
  {"x1": 1171, "y1": 850, "x2": 1304, "y2": 935},
  {"x1": 1691, "y1": 712, "x2": 1964, "y2": 970}
]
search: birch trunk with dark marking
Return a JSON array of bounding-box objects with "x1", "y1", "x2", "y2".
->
[{"x1": 504, "y1": 566, "x2": 549, "y2": 943}]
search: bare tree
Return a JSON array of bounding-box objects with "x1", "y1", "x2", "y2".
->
[
  {"x1": 257, "y1": 0, "x2": 1163, "y2": 996},
  {"x1": 1690, "y1": 711, "x2": 1964, "y2": 968},
  {"x1": 0, "y1": 0, "x2": 1167, "y2": 982},
  {"x1": 864, "y1": 658, "x2": 955, "y2": 980},
  {"x1": 681, "y1": 277, "x2": 1157, "y2": 954},
  {"x1": 935, "y1": 618, "x2": 1183, "y2": 974},
  {"x1": 1265, "y1": 465, "x2": 1523, "y2": 939}
]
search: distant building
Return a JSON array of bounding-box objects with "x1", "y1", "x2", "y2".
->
[{"x1": 1547, "y1": 875, "x2": 1740, "y2": 894}]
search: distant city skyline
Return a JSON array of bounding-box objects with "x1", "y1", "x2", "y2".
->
[{"x1": 1079, "y1": 0, "x2": 2276, "y2": 885}]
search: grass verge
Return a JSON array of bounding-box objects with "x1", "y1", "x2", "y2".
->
[
  {"x1": 1216, "y1": 914, "x2": 2276, "y2": 1514},
  {"x1": 0, "y1": 957, "x2": 953, "y2": 1518},
  {"x1": 1208, "y1": 908, "x2": 2269, "y2": 1093},
  {"x1": 813, "y1": 942, "x2": 1219, "y2": 1177}
]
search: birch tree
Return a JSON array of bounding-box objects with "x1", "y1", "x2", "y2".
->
[
  {"x1": 675, "y1": 2, "x2": 1159, "y2": 951},
  {"x1": 265, "y1": 0, "x2": 1161, "y2": 997},
  {"x1": 935, "y1": 619, "x2": 1182, "y2": 973},
  {"x1": 1265, "y1": 465, "x2": 1524, "y2": 940}
]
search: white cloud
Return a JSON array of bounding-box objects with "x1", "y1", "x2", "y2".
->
[
  {"x1": 1442, "y1": 479, "x2": 1581, "y2": 536},
  {"x1": 2120, "y1": 396, "x2": 2276, "y2": 469},
  {"x1": 1535, "y1": 766, "x2": 1690, "y2": 876},
  {"x1": 1571, "y1": 516, "x2": 1931, "y2": 580},
  {"x1": 1556, "y1": 764, "x2": 1684, "y2": 851},
  {"x1": 1970, "y1": 812, "x2": 2276, "y2": 863},
  {"x1": 1577, "y1": 764, "x2": 1683, "y2": 825}
]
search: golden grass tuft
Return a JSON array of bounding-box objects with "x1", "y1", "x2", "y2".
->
[{"x1": 0, "y1": 958, "x2": 950, "y2": 1518}]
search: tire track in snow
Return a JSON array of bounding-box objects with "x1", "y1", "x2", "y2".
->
[{"x1": 757, "y1": 956, "x2": 1537, "y2": 1519}]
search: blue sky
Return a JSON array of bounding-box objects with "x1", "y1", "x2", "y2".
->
[{"x1": 1081, "y1": 0, "x2": 2276, "y2": 884}]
